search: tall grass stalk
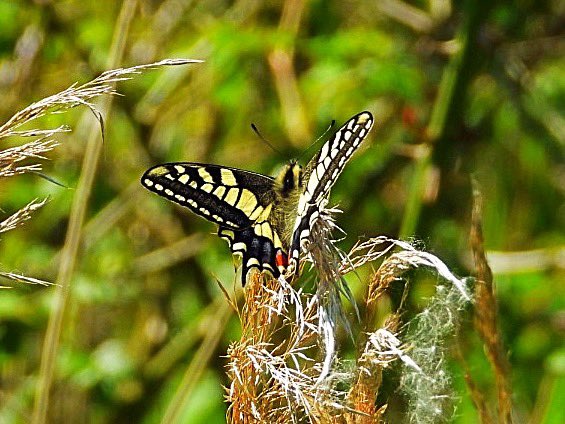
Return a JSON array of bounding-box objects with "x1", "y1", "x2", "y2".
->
[
  {"x1": 469, "y1": 182, "x2": 513, "y2": 423},
  {"x1": 32, "y1": 2, "x2": 138, "y2": 421},
  {"x1": 399, "y1": 0, "x2": 493, "y2": 238},
  {"x1": 29, "y1": 0, "x2": 201, "y2": 420}
]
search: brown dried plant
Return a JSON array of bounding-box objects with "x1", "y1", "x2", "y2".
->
[
  {"x1": 466, "y1": 181, "x2": 514, "y2": 423},
  {"x1": 226, "y1": 207, "x2": 472, "y2": 423}
]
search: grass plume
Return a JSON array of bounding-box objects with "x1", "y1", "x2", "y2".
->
[{"x1": 226, "y1": 204, "x2": 473, "y2": 422}]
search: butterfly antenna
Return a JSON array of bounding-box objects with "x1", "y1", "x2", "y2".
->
[
  {"x1": 297, "y1": 119, "x2": 336, "y2": 161},
  {"x1": 250, "y1": 123, "x2": 285, "y2": 157}
]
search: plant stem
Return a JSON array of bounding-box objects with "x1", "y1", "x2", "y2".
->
[
  {"x1": 32, "y1": 1, "x2": 138, "y2": 422},
  {"x1": 399, "y1": 0, "x2": 492, "y2": 238}
]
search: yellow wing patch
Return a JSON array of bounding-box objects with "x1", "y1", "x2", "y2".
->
[
  {"x1": 236, "y1": 189, "x2": 258, "y2": 216},
  {"x1": 220, "y1": 169, "x2": 238, "y2": 186}
]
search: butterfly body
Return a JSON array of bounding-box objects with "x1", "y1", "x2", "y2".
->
[{"x1": 141, "y1": 111, "x2": 374, "y2": 285}]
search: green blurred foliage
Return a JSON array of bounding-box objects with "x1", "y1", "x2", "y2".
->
[{"x1": 0, "y1": 0, "x2": 563, "y2": 422}]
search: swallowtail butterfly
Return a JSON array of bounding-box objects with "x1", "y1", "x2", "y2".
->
[{"x1": 141, "y1": 111, "x2": 374, "y2": 285}]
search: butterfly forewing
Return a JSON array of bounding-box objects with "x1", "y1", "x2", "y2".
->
[
  {"x1": 141, "y1": 162, "x2": 288, "y2": 284},
  {"x1": 141, "y1": 163, "x2": 276, "y2": 230},
  {"x1": 288, "y1": 111, "x2": 374, "y2": 268}
]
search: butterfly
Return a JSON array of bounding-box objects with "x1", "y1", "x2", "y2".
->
[{"x1": 141, "y1": 111, "x2": 374, "y2": 285}]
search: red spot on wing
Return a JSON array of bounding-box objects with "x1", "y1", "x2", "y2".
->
[{"x1": 275, "y1": 249, "x2": 288, "y2": 268}]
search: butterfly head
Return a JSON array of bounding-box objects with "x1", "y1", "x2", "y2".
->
[{"x1": 275, "y1": 161, "x2": 303, "y2": 198}]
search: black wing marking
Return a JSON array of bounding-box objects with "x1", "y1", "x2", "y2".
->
[
  {"x1": 141, "y1": 163, "x2": 276, "y2": 230},
  {"x1": 288, "y1": 111, "x2": 374, "y2": 268},
  {"x1": 219, "y1": 221, "x2": 285, "y2": 286}
]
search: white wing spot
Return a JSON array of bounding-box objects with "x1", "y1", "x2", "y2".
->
[
  {"x1": 296, "y1": 196, "x2": 308, "y2": 216},
  {"x1": 307, "y1": 173, "x2": 319, "y2": 195},
  {"x1": 248, "y1": 206, "x2": 264, "y2": 221},
  {"x1": 175, "y1": 194, "x2": 185, "y2": 201},
  {"x1": 236, "y1": 189, "x2": 258, "y2": 215},
  {"x1": 165, "y1": 189, "x2": 173, "y2": 196},
  {"x1": 316, "y1": 163, "x2": 326, "y2": 180},
  {"x1": 174, "y1": 165, "x2": 186, "y2": 173},
  {"x1": 220, "y1": 229, "x2": 234, "y2": 240},
  {"x1": 154, "y1": 184, "x2": 163, "y2": 191},
  {"x1": 300, "y1": 228, "x2": 310, "y2": 241},
  {"x1": 319, "y1": 142, "x2": 329, "y2": 161},
  {"x1": 178, "y1": 174, "x2": 190, "y2": 184},
  {"x1": 247, "y1": 258, "x2": 260, "y2": 267},
  {"x1": 273, "y1": 231, "x2": 283, "y2": 249},
  {"x1": 232, "y1": 242, "x2": 247, "y2": 252},
  {"x1": 144, "y1": 179, "x2": 154, "y2": 187},
  {"x1": 309, "y1": 210, "x2": 319, "y2": 226}
]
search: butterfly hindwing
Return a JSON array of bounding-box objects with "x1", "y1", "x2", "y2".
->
[
  {"x1": 219, "y1": 221, "x2": 283, "y2": 281},
  {"x1": 289, "y1": 111, "x2": 374, "y2": 268}
]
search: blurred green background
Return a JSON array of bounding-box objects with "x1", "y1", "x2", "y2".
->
[{"x1": 0, "y1": 0, "x2": 563, "y2": 423}]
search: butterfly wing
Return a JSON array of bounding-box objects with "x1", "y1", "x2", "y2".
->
[
  {"x1": 141, "y1": 163, "x2": 285, "y2": 285},
  {"x1": 288, "y1": 111, "x2": 374, "y2": 270},
  {"x1": 142, "y1": 163, "x2": 276, "y2": 229}
]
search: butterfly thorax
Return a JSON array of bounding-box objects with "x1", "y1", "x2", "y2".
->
[{"x1": 270, "y1": 161, "x2": 303, "y2": 249}]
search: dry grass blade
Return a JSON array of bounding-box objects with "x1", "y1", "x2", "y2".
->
[
  {"x1": 344, "y1": 236, "x2": 470, "y2": 300},
  {"x1": 399, "y1": 273, "x2": 470, "y2": 424},
  {"x1": 0, "y1": 271, "x2": 52, "y2": 287},
  {"x1": 470, "y1": 181, "x2": 514, "y2": 424},
  {"x1": 0, "y1": 59, "x2": 201, "y2": 139},
  {"x1": 464, "y1": 371, "x2": 495, "y2": 424},
  {"x1": 0, "y1": 137, "x2": 60, "y2": 164},
  {"x1": 347, "y1": 250, "x2": 408, "y2": 422},
  {"x1": 0, "y1": 198, "x2": 48, "y2": 234},
  {"x1": 0, "y1": 138, "x2": 60, "y2": 178}
]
